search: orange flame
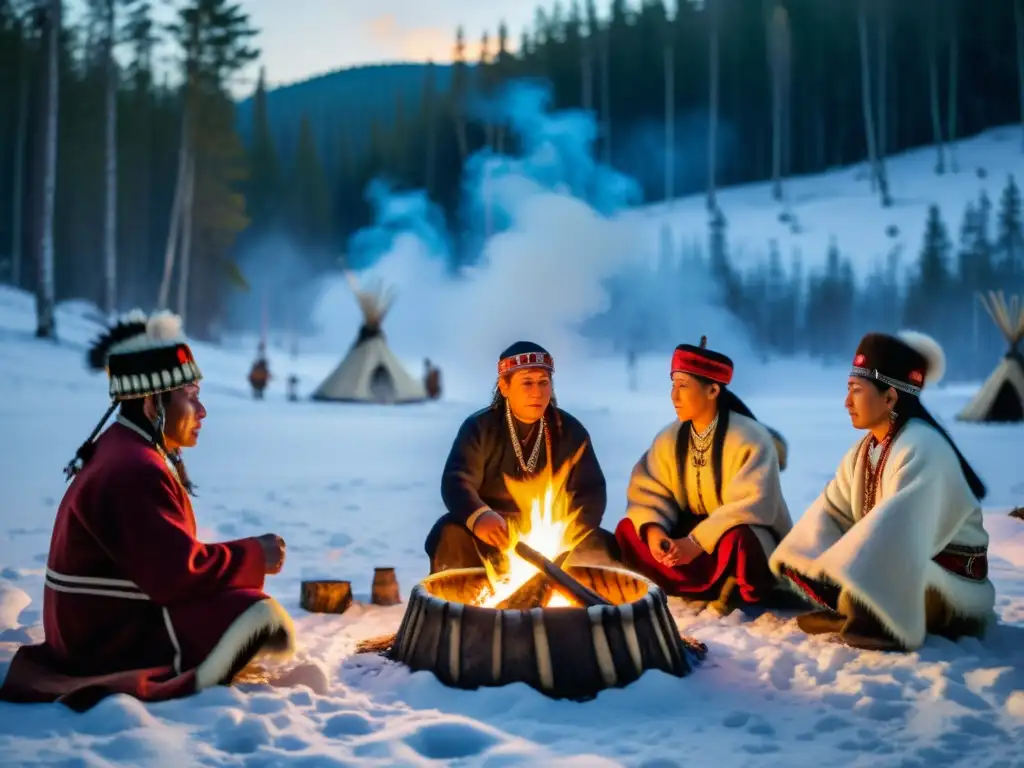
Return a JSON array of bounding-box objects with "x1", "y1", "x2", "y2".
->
[{"x1": 475, "y1": 443, "x2": 590, "y2": 608}]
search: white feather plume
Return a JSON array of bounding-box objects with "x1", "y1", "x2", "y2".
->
[
  {"x1": 146, "y1": 310, "x2": 184, "y2": 341},
  {"x1": 896, "y1": 330, "x2": 946, "y2": 386},
  {"x1": 107, "y1": 309, "x2": 187, "y2": 356}
]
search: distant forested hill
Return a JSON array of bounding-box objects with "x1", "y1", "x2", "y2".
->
[{"x1": 235, "y1": 63, "x2": 455, "y2": 163}]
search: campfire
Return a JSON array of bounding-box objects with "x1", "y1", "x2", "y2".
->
[
  {"x1": 474, "y1": 445, "x2": 593, "y2": 610},
  {"x1": 360, "y1": 448, "x2": 707, "y2": 700}
]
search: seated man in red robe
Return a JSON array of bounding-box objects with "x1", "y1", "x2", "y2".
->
[
  {"x1": 0, "y1": 311, "x2": 296, "y2": 711},
  {"x1": 615, "y1": 338, "x2": 796, "y2": 615}
]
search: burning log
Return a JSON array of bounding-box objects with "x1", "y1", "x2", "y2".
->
[
  {"x1": 494, "y1": 551, "x2": 571, "y2": 610},
  {"x1": 513, "y1": 541, "x2": 613, "y2": 608}
]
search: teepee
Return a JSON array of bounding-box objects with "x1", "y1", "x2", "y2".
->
[
  {"x1": 957, "y1": 291, "x2": 1024, "y2": 423},
  {"x1": 311, "y1": 270, "x2": 426, "y2": 404}
]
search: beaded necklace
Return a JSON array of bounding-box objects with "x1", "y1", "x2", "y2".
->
[
  {"x1": 860, "y1": 421, "x2": 905, "y2": 516},
  {"x1": 688, "y1": 413, "x2": 719, "y2": 515},
  {"x1": 505, "y1": 399, "x2": 548, "y2": 474}
]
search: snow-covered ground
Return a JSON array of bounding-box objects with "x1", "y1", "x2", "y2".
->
[
  {"x1": 0, "y1": 288, "x2": 1022, "y2": 767},
  {"x1": 632, "y1": 125, "x2": 1024, "y2": 275}
]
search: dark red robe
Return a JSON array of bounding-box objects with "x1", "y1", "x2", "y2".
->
[{"x1": 0, "y1": 420, "x2": 295, "y2": 711}]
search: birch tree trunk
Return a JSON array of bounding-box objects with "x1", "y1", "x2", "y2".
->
[
  {"x1": 858, "y1": 0, "x2": 892, "y2": 207},
  {"x1": 581, "y1": 46, "x2": 593, "y2": 112},
  {"x1": 36, "y1": 0, "x2": 61, "y2": 339},
  {"x1": 876, "y1": 6, "x2": 888, "y2": 160},
  {"x1": 664, "y1": 44, "x2": 674, "y2": 202},
  {"x1": 175, "y1": 149, "x2": 195, "y2": 322},
  {"x1": 928, "y1": 0, "x2": 946, "y2": 174},
  {"x1": 102, "y1": 0, "x2": 118, "y2": 316},
  {"x1": 946, "y1": 7, "x2": 959, "y2": 172},
  {"x1": 157, "y1": 106, "x2": 190, "y2": 309},
  {"x1": 600, "y1": 27, "x2": 612, "y2": 165},
  {"x1": 1015, "y1": 0, "x2": 1024, "y2": 151},
  {"x1": 769, "y1": 4, "x2": 790, "y2": 202},
  {"x1": 707, "y1": 0, "x2": 720, "y2": 212},
  {"x1": 11, "y1": 50, "x2": 29, "y2": 290}
]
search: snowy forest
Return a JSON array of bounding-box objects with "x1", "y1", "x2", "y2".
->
[{"x1": 0, "y1": 0, "x2": 1022, "y2": 381}]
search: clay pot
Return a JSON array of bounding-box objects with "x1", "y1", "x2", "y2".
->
[{"x1": 371, "y1": 567, "x2": 401, "y2": 606}]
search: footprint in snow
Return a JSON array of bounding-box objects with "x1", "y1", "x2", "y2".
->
[
  {"x1": 322, "y1": 711, "x2": 377, "y2": 738},
  {"x1": 813, "y1": 714, "x2": 850, "y2": 733},
  {"x1": 401, "y1": 721, "x2": 502, "y2": 761},
  {"x1": 722, "y1": 711, "x2": 750, "y2": 728},
  {"x1": 853, "y1": 696, "x2": 911, "y2": 721}
]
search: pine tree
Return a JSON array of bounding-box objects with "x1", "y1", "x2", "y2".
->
[
  {"x1": 905, "y1": 204, "x2": 952, "y2": 333},
  {"x1": 708, "y1": 207, "x2": 740, "y2": 312},
  {"x1": 167, "y1": 0, "x2": 259, "y2": 336},
  {"x1": 820, "y1": 239, "x2": 848, "y2": 358},
  {"x1": 765, "y1": 240, "x2": 788, "y2": 352},
  {"x1": 956, "y1": 201, "x2": 979, "y2": 288},
  {"x1": 245, "y1": 66, "x2": 281, "y2": 233},
  {"x1": 996, "y1": 174, "x2": 1024, "y2": 282},
  {"x1": 288, "y1": 113, "x2": 332, "y2": 257}
]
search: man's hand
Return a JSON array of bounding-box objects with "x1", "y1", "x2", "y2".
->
[
  {"x1": 256, "y1": 533, "x2": 286, "y2": 574},
  {"x1": 648, "y1": 528, "x2": 703, "y2": 568},
  {"x1": 472, "y1": 510, "x2": 510, "y2": 549}
]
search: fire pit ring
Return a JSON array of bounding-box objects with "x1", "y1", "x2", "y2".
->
[{"x1": 388, "y1": 564, "x2": 701, "y2": 700}]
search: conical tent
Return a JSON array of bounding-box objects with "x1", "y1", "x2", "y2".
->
[
  {"x1": 311, "y1": 274, "x2": 426, "y2": 404},
  {"x1": 957, "y1": 291, "x2": 1024, "y2": 423}
]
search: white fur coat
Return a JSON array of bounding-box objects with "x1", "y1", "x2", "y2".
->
[
  {"x1": 770, "y1": 419, "x2": 995, "y2": 649},
  {"x1": 626, "y1": 412, "x2": 794, "y2": 557}
]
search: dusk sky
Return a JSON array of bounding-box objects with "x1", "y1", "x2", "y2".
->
[
  {"x1": 70, "y1": 1, "x2": 540, "y2": 93},
  {"x1": 242, "y1": 1, "x2": 537, "y2": 87}
]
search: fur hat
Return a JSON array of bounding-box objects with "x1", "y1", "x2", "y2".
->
[
  {"x1": 851, "y1": 330, "x2": 945, "y2": 396},
  {"x1": 87, "y1": 310, "x2": 202, "y2": 401}
]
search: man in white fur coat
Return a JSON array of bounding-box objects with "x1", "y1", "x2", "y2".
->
[
  {"x1": 0, "y1": 311, "x2": 296, "y2": 711},
  {"x1": 615, "y1": 337, "x2": 795, "y2": 616},
  {"x1": 771, "y1": 330, "x2": 995, "y2": 651}
]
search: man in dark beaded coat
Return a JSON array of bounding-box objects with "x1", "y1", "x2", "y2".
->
[{"x1": 424, "y1": 341, "x2": 612, "y2": 573}]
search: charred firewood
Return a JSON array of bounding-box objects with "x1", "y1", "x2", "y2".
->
[
  {"x1": 514, "y1": 541, "x2": 613, "y2": 607},
  {"x1": 493, "y1": 551, "x2": 571, "y2": 610}
]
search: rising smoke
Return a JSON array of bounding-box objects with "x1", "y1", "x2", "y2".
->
[{"x1": 306, "y1": 80, "x2": 750, "y2": 378}]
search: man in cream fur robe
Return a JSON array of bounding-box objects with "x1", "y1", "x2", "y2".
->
[
  {"x1": 615, "y1": 338, "x2": 794, "y2": 616},
  {"x1": 771, "y1": 330, "x2": 995, "y2": 651}
]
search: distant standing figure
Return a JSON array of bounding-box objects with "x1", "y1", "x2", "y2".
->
[
  {"x1": 627, "y1": 348, "x2": 638, "y2": 392},
  {"x1": 424, "y1": 358, "x2": 442, "y2": 400},
  {"x1": 286, "y1": 374, "x2": 299, "y2": 402},
  {"x1": 249, "y1": 344, "x2": 271, "y2": 399}
]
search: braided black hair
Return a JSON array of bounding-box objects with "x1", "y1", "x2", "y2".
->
[
  {"x1": 120, "y1": 396, "x2": 197, "y2": 496},
  {"x1": 866, "y1": 379, "x2": 986, "y2": 500}
]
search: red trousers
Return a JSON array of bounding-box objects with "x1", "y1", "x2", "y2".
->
[{"x1": 615, "y1": 518, "x2": 775, "y2": 602}]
